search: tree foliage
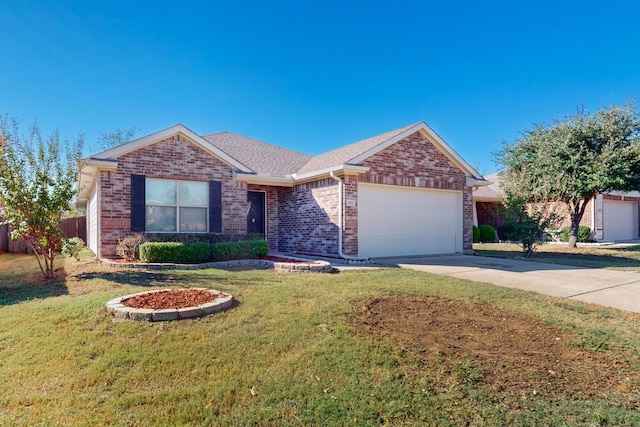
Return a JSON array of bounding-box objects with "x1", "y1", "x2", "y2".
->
[
  {"x1": 500, "y1": 198, "x2": 559, "y2": 257},
  {"x1": 496, "y1": 103, "x2": 640, "y2": 247},
  {"x1": 0, "y1": 117, "x2": 83, "y2": 279}
]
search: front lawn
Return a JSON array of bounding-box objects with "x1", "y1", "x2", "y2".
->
[
  {"x1": 474, "y1": 243, "x2": 640, "y2": 271},
  {"x1": 1, "y1": 253, "x2": 640, "y2": 426}
]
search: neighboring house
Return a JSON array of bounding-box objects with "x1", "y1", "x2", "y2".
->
[
  {"x1": 77, "y1": 122, "x2": 487, "y2": 259},
  {"x1": 472, "y1": 173, "x2": 640, "y2": 241},
  {"x1": 472, "y1": 172, "x2": 507, "y2": 230}
]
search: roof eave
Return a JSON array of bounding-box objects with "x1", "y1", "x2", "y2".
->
[
  {"x1": 76, "y1": 158, "x2": 119, "y2": 206},
  {"x1": 234, "y1": 172, "x2": 295, "y2": 187},
  {"x1": 92, "y1": 124, "x2": 254, "y2": 174},
  {"x1": 291, "y1": 164, "x2": 370, "y2": 182},
  {"x1": 235, "y1": 164, "x2": 370, "y2": 187},
  {"x1": 467, "y1": 177, "x2": 490, "y2": 187}
]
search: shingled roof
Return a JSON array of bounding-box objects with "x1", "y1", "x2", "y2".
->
[
  {"x1": 202, "y1": 131, "x2": 312, "y2": 178},
  {"x1": 472, "y1": 172, "x2": 504, "y2": 201},
  {"x1": 295, "y1": 123, "x2": 419, "y2": 175}
]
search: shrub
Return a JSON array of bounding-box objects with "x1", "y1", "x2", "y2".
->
[
  {"x1": 496, "y1": 224, "x2": 517, "y2": 241},
  {"x1": 478, "y1": 224, "x2": 496, "y2": 243},
  {"x1": 560, "y1": 226, "x2": 592, "y2": 243},
  {"x1": 472, "y1": 226, "x2": 480, "y2": 243},
  {"x1": 117, "y1": 233, "x2": 147, "y2": 261},
  {"x1": 145, "y1": 233, "x2": 265, "y2": 244},
  {"x1": 211, "y1": 240, "x2": 268, "y2": 261},
  {"x1": 62, "y1": 237, "x2": 85, "y2": 260},
  {"x1": 139, "y1": 242, "x2": 210, "y2": 263},
  {"x1": 499, "y1": 201, "x2": 559, "y2": 257}
]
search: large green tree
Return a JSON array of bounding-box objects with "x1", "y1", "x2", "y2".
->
[
  {"x1": 0, "y1": 117, "x2": 83, "y2": 278},
  {"x1": 496, "y1": 104, "x2": 640, "y2": 248}
]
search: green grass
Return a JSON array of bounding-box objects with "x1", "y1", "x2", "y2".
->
[
  {"x1": 1, "y1": 253, "x2": 640, "y2": 426},
  {"x1": 474, "y1": 243, "x2": 640, "y2": 271}
]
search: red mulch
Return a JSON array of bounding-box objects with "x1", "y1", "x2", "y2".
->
[{"x1": 123, "y1": 289, "x2": 222, "y2": 310}]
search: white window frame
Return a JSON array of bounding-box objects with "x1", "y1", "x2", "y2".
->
[{"x1": 145, "y1": 178, "x2": 208, "y2": 233}]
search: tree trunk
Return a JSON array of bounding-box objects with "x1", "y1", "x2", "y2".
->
[
  {"x1": 567, "y1": 196, "x2": 592, "y2": 249},
  {"x1": 568, "y1": 213, "x2": 581, "y2": 248}
]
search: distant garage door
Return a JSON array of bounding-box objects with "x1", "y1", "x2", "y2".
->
[
  {"x1": 358, "y1": 183, "x2": 462, "y2": 257},
  {"x1": 603, "y1": 200, "x2": 638, "y2": 241}
]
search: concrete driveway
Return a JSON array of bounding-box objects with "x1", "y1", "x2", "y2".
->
[{"x1": 375, "y1": 255, "x2": 640, "y2": 314}]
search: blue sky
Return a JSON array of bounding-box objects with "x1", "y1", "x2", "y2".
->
[{"x1": 2, "y1": 0, "x2": 639, "y2": 174}]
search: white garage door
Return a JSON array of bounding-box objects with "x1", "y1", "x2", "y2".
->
[
  {"x1": 358, "y1": 183, "x2": 462, "y2": 257},
  {"x1": 603, "y1": 200, "x2": 638, "y2": 241}
]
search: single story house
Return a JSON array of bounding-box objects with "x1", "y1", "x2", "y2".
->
[
  {"x1": 473, "y1": 172, "x2": 640, "y2": 241},
  {"x1": 77, "y1": 122, "x2": 488, "y2": 259}
]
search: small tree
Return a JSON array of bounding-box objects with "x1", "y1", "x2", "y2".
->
[
  {"x1": 97, "y1": 126, "x2": 139, "y2": 151},
  {"x1": 496, "y1": 103, "x2": 640, "y2": 248},
  {"x1": 500, "y1": 198, "x2": 559, "y2": 258},
  {"x1": 0, "y1": 117, "x2": 83, "y2": 279}
]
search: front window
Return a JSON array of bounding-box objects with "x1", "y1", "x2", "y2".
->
[{"x1": 146, "y1": 178, "x2": 208, "y2": 232}]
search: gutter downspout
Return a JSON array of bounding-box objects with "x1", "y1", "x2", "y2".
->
[{"x1": 330, "y1": 171, "x2": 369, "y2": 261}]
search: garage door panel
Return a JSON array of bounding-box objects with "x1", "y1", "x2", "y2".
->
[
  {"x1": 358, "y1": 184, "x2": 462, "y2": 257},
  {"x1": 603, "y1": 200, "x2": 638, "y2": 241}
]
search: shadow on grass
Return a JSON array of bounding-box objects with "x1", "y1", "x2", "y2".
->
[
  {"x1": 0, "y1": 269, "x2": 69, "y2": 306},
  {"x1": 75, "y1": 270, "x2": 189, "y2": 287},
  {"x1": 74, "y1": 266, "x2": 278, "y2": 288}
]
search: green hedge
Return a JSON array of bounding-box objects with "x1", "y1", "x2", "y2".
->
[
  {"x1": 211, "y1": 240, "x2": 269, "y2": 262},
  {"x1": 478, "y1": 224, "x2": 496, "y2": 243},
  {"x1": 145, "y1": 233, "x2": 265, "y2": 244},
  {"x1": 560, "y1": 226, "x2": 592, "y2": 242},
  {"x1": 138, "y1": 240, "x2": 269, "y2": 263},
  {"x1": 139, "y1": 242, "x2": 211, "y2": 263}
]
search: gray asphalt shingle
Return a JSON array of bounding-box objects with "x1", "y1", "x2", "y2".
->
[
  {"x1": 203, "y1": 123, "x2": 421, "y2": 177},
  {"x1": 202, "y1": 132, "x2": 312, "y2": 177}
]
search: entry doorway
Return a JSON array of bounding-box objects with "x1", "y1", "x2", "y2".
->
[{"x1": 247, "y1": 191, "x2": 266, "y2": 234}]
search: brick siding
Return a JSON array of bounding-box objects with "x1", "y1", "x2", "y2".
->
[
  {"x1": 277, "y1": 179, "x2": 340, "y2": 255},
  {"x1": 99, "y1": 135, "x2": 247, "y2": 257}
]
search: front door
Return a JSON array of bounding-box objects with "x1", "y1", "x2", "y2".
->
[{"x1": 247, "y1": 191, "x2": 266, "y2": 234}]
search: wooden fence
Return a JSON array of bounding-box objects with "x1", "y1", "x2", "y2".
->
[{"x1": 0, "y1": 216, "x2": 86, "y2": 253}]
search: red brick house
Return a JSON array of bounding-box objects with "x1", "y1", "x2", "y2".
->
[
  {"x1": 77, "y1": 122, "x2": 487, "y2": 259},
  {"x1": 473, "y1": 172, "x2": 640, "y2": 241}
]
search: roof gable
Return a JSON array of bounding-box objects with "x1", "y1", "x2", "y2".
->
[
  {"x1": 92, "y1": 124, "x2": 253, "y2": 173},
  {"x1": 296, "y1": 124, "x2": 416, "y2": 175},
  {"x1": 296, "y1": 122, "x2": 483, "y2": 179}
]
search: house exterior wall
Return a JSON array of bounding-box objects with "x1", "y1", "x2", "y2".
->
[
  {"x1": 98, "y1": 135, "x2": 247, "y2": 257},
  {"x1": 277, "y1": 178, "x2": 339, "y2": 255},
  {"x1": 553, "y1": 200, "x2": 593, "y2": 230},
  {"x1": 358, "y1": 131, "x2": 472, "y2": 253},
  {"x1": 476, "y1": 202, "x2": 507, "y2": 230}
]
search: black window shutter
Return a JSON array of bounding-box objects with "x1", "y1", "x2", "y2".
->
[
  {"x1": 209, "y1": 180, "x2": 222, "y2": 232},
  {"x1": 131, "y1": 174, "x2": 146, "y2": 232}
]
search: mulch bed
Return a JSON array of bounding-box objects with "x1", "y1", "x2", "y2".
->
[{"x1": 123, "y1": 289, "x2": 222, "y2": 310}]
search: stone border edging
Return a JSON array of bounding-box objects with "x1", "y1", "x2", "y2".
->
[
  {"x1": 101, "y1": 257, "x2": 332, "y2": 272},
  {"x1": 105, "y1": 288, "x2": 234, "y2": 321}
]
